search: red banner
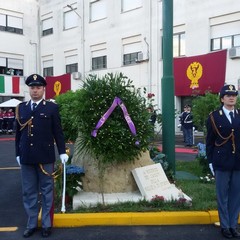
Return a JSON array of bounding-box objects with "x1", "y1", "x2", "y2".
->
[
  {"x1": 12, "y1": 76, "x2": 20, "y2": 94},
  {"x1": 45, "y1": 73, "x2": 71, "y2": 99},
  {"x1": 174, "y1": 50, "x2": 227, "y2": 96}
]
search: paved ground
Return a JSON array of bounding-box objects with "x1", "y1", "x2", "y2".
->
[{"x1": 0, "y1": 133, "x2": 230, "y2": 240}]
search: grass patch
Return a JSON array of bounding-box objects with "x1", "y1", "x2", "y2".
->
[
  {"x1": 176, "y1": 160, "x2": 203, "y2": 176},
  {"x1": 176, "y1": 180, "x2": 217, "y2": 211},
  {"x1": 174, "y1": 159, "x2": 217, "y2": 211},
  {"x1": 55, "y1": 158, "x2": 217, "y2": 213}
]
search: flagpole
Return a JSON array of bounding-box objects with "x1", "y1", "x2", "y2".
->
[{"x1": 161, "y1": 0, "x2": 175, "y2": 174}]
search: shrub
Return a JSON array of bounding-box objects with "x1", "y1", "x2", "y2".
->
[{"x1": 73, "y1": 72, "x2": 154, "y2": 165}]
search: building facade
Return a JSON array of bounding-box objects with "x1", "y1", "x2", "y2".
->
[{"x1": 0, "y1": 0, "x2": 240, "y2": 128}]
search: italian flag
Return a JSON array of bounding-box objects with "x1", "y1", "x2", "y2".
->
[{"x1": 0, "y1": 75, "x2": 20, "y2": 94}]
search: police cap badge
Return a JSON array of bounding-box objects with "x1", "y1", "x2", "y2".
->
[
  {"x1": 220, "y1": 84, "x2": 238, "y2": 98},
  {"x1": 25, "y1": 74, "x2": 47, "y2": 86}
]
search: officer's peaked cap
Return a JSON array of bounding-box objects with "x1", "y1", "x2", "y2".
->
[
  {"x1": 220, "y1": 84, "x2": 238, "y2": 98},
  {"x1": 25, "y1": 74, "x2": 47, "y2": 86}
]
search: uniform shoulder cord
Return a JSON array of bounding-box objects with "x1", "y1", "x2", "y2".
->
[
  {"x1": 40, "y1": 147, "x2": 70, "y2": 179},
  {"x1": 39, "y1": 164, "x2": 62, "y2": 179},
  {"x1": 16, "y1": 104, "x2": 63, "y2": 179},
  {"x1": 15, "y1": 104, "x2": 33, "y2": 134},
  {"x1": 210, "y1": 112, "x2": 235, "y2": 153}
]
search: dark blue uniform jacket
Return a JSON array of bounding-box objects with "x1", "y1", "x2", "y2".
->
[
  {"x1": 15, "y1": 100, "x2": 66, "y2": 165},
  {"x1": 206, "y1": 107, "x2": 240, "y2": 171}
]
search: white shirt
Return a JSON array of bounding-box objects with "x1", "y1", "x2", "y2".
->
[
  {"x1": 31, "y1": 99, "x2": 43, "y2": 110},
  {"x1": 222, "y1": 106, "x2": 234, "y2": 123}
]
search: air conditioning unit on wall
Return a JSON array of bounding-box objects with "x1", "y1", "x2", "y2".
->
[
  {"x1": 229, "y1": 47, "x2": 240, "y2": 59},
  {"x1": 72, "y1": 72, "x2": 81, "y2": 80},
  {"x1": 135, "y1": 52, "x2": 149, "y2": 63}
]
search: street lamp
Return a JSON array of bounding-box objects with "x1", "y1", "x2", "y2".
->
[
  {"x1": 161, "y1": 0, "x2": 175, "y2": 173},
  {"x1": 66, "y1": 4, "x2": 85, "y2": 80},
  {"x1": 67, "y1": 5, "x2": 81, "y2": 19}
]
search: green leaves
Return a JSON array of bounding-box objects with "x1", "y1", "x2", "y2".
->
[
  {"x1": 55, "y1": 90, "x2": 83, "y2": 141},
  {"x1": 192, "y1": 92, "x2": 220, "y2": 134},
  {"x1": 76, "y1": 73, "x2": 153, "y2": 164},
  {"x1": 56, "y1": 72, "x2": 153, "y2": 165}
]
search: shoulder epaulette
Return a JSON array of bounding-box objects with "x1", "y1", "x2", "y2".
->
[{"x1": 45, "y1": 99, "x2": 57, "y2": 104}]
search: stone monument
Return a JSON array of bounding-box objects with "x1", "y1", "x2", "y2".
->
[{"x1": 132, "y1": 163, "x2": 192, "y2": 202}]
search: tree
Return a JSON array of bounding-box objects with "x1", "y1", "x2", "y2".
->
[
  {"x1": 55, "y1": 90, "x2": 83, "y2": 142},
  {"x1": 191, "y1": 92, "x2": 220, "y2": 137},
  {"x1": 74, "y1": 72, "x2": 153, "y2": 165},
  {"x1": 192, "y1": 92, "x2": 240, "y2": 138}
]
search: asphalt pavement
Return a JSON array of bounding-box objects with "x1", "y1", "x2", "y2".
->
[{"x1": 0, "y1": 133, "x2": 229, "y2": 240}]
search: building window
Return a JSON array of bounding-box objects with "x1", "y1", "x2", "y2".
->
[
  {"x1": 42, "y1": 18, "x2": 53, "y2": 36},
  {"x1": 122, "y1": 38, "x2": 142, "y2": 65},
  {"x1": 90, "y1": 0, "x2": 107, "y2": 22},
  {"x1": 43, "y1": 60, "x2": 53, "y2": 77},
  {"x1": 65, "y1": 54, "x2": 78, "y2": 73},
  {"x1": 211, "y1": 38, "x2": 221, "y2": 51},
  {"x1": 173, "y1": 32, "x2": 185, "y2": 57},
  {"x1": 92, "y1": 56, "x2": 107, "y2": 70},
  {"x1": 43, "y1": 67, "x2": 53, "y2": 77},
  {"x1": 66, "y1": 63, "x2": 78, "y2": 73},
  {"x1": 0, "y1": 57, "x2": 23, "y2": 75},
  {"x1": 91, "y1": 45, "x2": 107, "y2": 70},
  {"x1": 64, "y1": 9, "x2": 78, "y2": 30},
  {"x1": 0, "y1": 14, "x2": 23, "y2": 34},
  {"x1": 211, "y1": 34, "x2": 240, "y2": 51},
  {"x1": 222, "y1": 36, "x2": 232, "y2": 49},
  {"x1": 123, "y1": 52, "x2": 139, "y2": 65},
  {"x1": 234, "y1": 34, "x2": 240, "y2": 47},
  {"x1": 121, "y1": 0, "x2": 142, "y2": 12}
]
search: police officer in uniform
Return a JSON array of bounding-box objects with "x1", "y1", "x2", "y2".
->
[
  {"x1": 15, "y1": 74, "x2": 68, "y2": 238},
  {"x1": 206, "y1": 84, "x2": 240, "y2": 239},
  {"x1": 182, "y1": 105, "x2": 193, "y2": 147}
]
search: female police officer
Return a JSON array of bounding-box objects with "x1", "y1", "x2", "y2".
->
[{"x1": 206, "y1": 84, "x2": 240, "y2": 239}]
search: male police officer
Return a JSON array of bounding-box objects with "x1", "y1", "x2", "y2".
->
[
  {"x1": 206, "y1": 84, "x2": 240, "y2": 239},
  {"x1": 15, "y1": 74, "x2": 68, "y2": 238}
]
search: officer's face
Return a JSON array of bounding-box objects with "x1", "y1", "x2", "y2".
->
[
  {"x1": 221, "y1": 94, "x2": 237, "y2": 109},
  {"x1": 29, "y1": 86, "x2": 45, "y2": 101}
]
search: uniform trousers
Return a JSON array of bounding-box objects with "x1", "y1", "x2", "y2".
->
[
  {"x1": 182, "y1": 127, "x2": 193, "y2": 146},
  {"x1": 215, "y1": 170, "x2": 240, "y2": 229},
  {"x1": 21, "y1": 163, "x2": 54, "y2": 229}
]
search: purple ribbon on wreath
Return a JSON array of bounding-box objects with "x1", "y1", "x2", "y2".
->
[{"x1": 91, "y1": 97, "x2": 139, "y2": 145}]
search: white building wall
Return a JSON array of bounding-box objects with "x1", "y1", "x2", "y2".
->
[
  {"x1": 0, "y1": 0, "x2": 39, "y2": 100},
  {"x1": 1, "y1": 0, "x2": 240, "y2": 130}
]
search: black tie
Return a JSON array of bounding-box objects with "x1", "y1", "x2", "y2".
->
[
  {"x1": 229, "y1": 111, "x2": 234, "y2": 124},
  {"x1": 32, "y1": 103, "x2": 37, "y2": 111}
]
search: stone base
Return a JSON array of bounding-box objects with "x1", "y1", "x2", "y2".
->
[
  {"x1": 73, "y1": 150, "x2": 154, "y2": 193},
  {"x1": 73, "y1": 191, "x2": 143, "y2": 209}
]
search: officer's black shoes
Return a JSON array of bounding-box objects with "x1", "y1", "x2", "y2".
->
[
  {"x1": 23, "y1": 228, "x2": 36, "y2": 238},
  {"x1": 230, "y1": 228, "x2": 240, "y2": 238},
  {"x1": 41, "y1": 227, "x2": 51, "y2": 238},
  {"x1": 23, "y1": 227, "x2": 52, "y2": 238},
  {"x1": 221, "y1": 228, "x2": 233, "y2": 238}
]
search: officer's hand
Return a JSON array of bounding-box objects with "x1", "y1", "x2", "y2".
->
[
  {"x1": 209, "y1": 163, "x2": 214, "y2": 176},
  {"x1": 60, "y1": 154, "x2": 69, "y2": 164},
  {"x1": 16, "y1": 156, "x2": 20, "y2": 166}
]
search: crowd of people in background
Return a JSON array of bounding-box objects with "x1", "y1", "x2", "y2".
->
[{"x1": 0, "y1": 108, "x2": 15, "y2": 134}]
